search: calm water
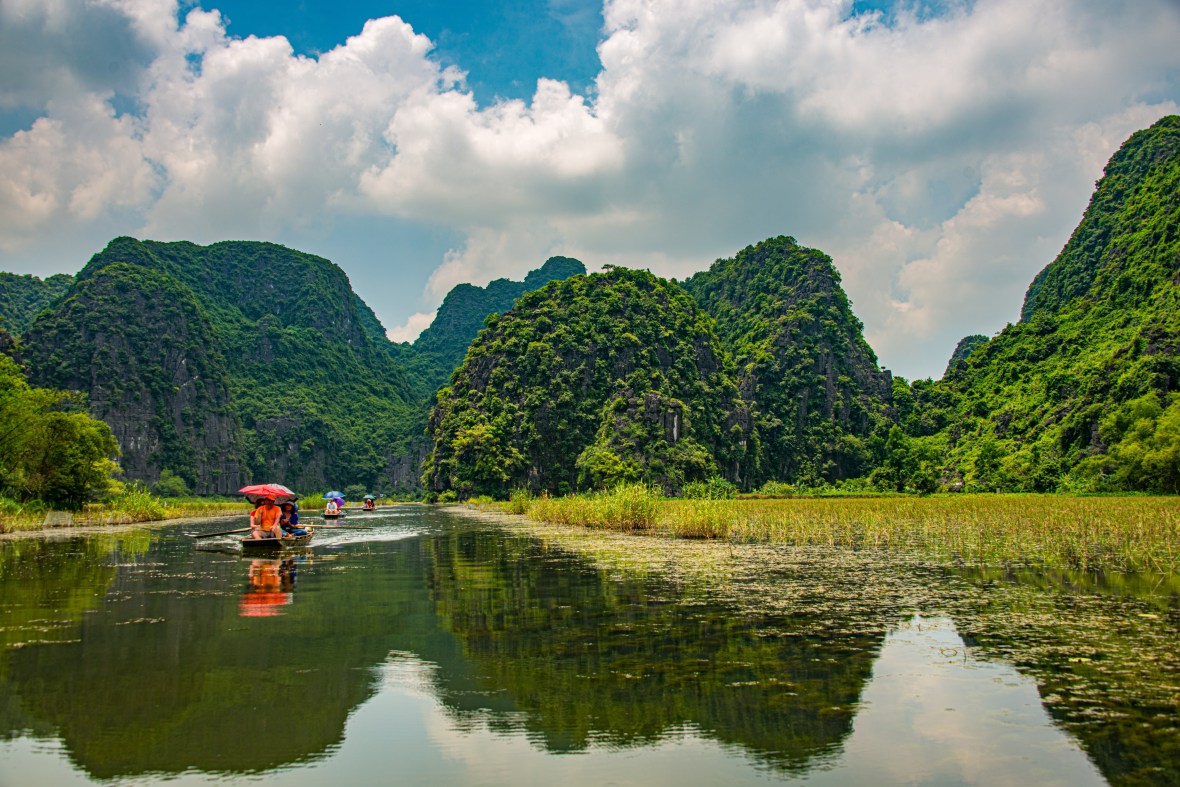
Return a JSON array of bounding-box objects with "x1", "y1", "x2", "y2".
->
[{"x1": 0, "y1": 506, "x2": 1177, "y2": 786}]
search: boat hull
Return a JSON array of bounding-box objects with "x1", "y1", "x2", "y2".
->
[{"x1": 240, "y1": 529, "x2": 314, "y2": 550}]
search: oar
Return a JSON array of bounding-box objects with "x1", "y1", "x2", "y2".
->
[{"x1": 192, "y1": 527, "x2": 252, "y2": 539}]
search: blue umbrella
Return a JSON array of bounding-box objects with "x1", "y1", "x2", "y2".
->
[{"x1": 323, "y1": 491, "x2": 344, "y2": 499}]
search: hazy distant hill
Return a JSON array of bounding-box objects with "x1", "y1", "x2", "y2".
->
[{"x1": 0, "y1": 272, "x2": 73, "y2": 334}]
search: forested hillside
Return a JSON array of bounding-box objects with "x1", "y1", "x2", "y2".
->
[
  {"x1": 683, "y1": 237, "x2": 895, "y2": 486},
  {"x1": 22, "y1": 263, "x2": 245, "y2": 494},
  {"x1": 9, "y1": 116, "x2": 1179, "y2": 501},
  {"x1": 0, "y1": 272, "x2": 73, "y2": 334},
  {"x1": 23, "y1": 239, "x2": 416, "y2": 492},
  {"x1": 919, "y1": 115, "x2": 1180, "y2": 492},
  {"x1": 394, "y1": 256, "x2": 585, "y2": 401},
  {"x1": 424, "y1": 268, "x2": 747, "y2": 497}
]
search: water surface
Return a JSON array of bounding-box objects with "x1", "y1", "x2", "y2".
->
[{"x1": 0, "y1": 506, "x2": 1176, "y2": 785}]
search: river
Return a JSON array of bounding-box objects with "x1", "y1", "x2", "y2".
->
[{"x1": 0, "y1": 505, "x2": 1176, "y2": 786}]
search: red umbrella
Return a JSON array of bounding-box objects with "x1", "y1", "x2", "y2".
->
[{"x1": 238, "y1": 483, "x2": 297, "y2": 503}]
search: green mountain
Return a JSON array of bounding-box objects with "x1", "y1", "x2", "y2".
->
[
  {"x1": 0, "y1": 272, "x2": 73, "y2": 334},
  {"x1": 682, "y1": 236, "x2": 895, "y2": 486},
  {"x1": 931, "y1": 115, "x2": 1180, "y2": 492},
  {"x1": 23, "y1": 238, "x2": 415, "y2": 493},
  {"x1": 386, "y1": 256, "x2": 586, "y2": 494},
  {"x1": 394, "y1": 256, "x2": 586, "y2": 401},
  {"x1": 424, "y1": 267, "x2": 746, "y2": 497},
  {"x1": 944, "y1": 335, "x2": 989, "y2": 377},
  {"x1": 22, "y1": 262, "x2": 244, "y2": 494}
]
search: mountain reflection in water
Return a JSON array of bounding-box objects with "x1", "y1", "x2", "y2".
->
[{"x1": 0, "y1": 506, "x2": 1175, "y2": 785}]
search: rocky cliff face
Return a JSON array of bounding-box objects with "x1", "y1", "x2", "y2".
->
[
  {"x1": 389, "y1": 255, "x2": 587, "y2": 492},
  {"x1": 22, "y1": 238, "x2": 417, "y2": 492},
  {"x1": 683, "y1": 236, "x2": 894, "y2": 485},
  {"x1": 424, "y1": 267, "x2": 745, "y2": 497},
  {"x1": 934, "y1": 115, "x2": 1180, "y2": 492},
  {"x1": 396, "y1": 255, "x2": 587, "y2": 400},
  {"x1": 22, "y1": 263, "x2": 245, "y2": 493}
]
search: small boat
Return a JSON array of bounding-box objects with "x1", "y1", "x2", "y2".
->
[
  {"x1": 240, "y1": 527, "x2": 315, "y2": 551},
  {"x1": 323, "y1": 511, "x2": 344, "y2": 519}
]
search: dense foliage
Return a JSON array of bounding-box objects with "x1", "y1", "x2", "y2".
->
[
  {"x1": 0, "y1": 272, "x2": 73, "y2": 334},
  {"x1": 913, "y1": 115, "x2": 1180, "y2": 492},
  {"x1": 0, "y1": 352, "x2": 118, "y2": 506},
  {"x1": 22, "y1": 262, "x2": 244, "y2": 494},
  {"x1": 394, "y1": 256, "x2": 586, "y2": 401},
  {"x1": 23, "y1": 239, "x2": 416, "y2": 491},
  {"x1": 683, "y1": 236, "x2": 895, "y2": 486},
  {"x1": 424, "y1": 268, "x2": 746, "y2": 497},
  {"x1": 9, "y1": 114, "x2": 1180, "y2": 500}
]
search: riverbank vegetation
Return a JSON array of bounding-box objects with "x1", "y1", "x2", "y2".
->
[
  {"x1": 425, "y1": 118, "x2": 1180, "y2": 502},
  {"x1": 0, "y1": 491, "x2": 248, "y2": 534},
  {"x1": 496, "y1": 485, "x2": 1179, "y2": 573}
]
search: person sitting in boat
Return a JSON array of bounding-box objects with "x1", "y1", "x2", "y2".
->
[
  {"x1": 280, "y1": 502, "x2": 307, "y2": 536},
  {"x1": 363, "y1": 498, "x2": 375, "y2": 511},
  {"x1": 250, "y1": 497, "x2": 284, "y2": 540},
  {"x1": 324, "y1": 498, "x2": 340, "y2": 517}
]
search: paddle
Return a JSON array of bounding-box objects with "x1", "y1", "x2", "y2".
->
[{"x1": 192, "y1": 527, "x2": 252, "y2": 539}]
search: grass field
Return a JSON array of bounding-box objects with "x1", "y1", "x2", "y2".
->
[
  {"x1": 0, "y1": 490, "x2": 249, "y2": 534},
  {"x1": 502, "y1": 485, "x2": 1180, "y2": 573}
]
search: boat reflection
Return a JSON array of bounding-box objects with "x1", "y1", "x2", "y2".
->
[{"x1": 238, "y1": 558, "x2": 298, "y2": 617}]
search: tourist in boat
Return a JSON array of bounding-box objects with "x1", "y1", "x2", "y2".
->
[
  {"x1": 324, "y1": 498, "x2": 340, "y2": 517},
  {"x1": 250, "y1": 496, "x2": 284, "y2": 539},
  {"x1": 280, "y1": 502, "x2": 307, "y2": 536},
  {"x1": 363, "y1": 497, "x2": 375, "y2": 511}
]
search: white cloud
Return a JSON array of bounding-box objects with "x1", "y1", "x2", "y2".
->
[
  {"x1": 0, "y1": 0, "x2": 1178, "y2": 377},
  {"x1": 387, "y1": 310, "x2": 437, "y2": 343}
]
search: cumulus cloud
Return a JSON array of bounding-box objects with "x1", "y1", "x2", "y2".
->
[
  {"x1": 387, "y1": 310, "x2": 438, "y2": 343},
  {"x1": 0, "y1": 0, "x2": 1178, "y2": 376}
]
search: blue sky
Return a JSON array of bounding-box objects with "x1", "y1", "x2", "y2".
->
[
  {"x1": 201, "y1": 0, "x2": 605, "y2": 104},
  {"x1": 1, "y1": 0, "x2": 1178, "y2": 378}
]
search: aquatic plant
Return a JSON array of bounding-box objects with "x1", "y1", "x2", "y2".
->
[{"x1": 512, "y1": 493, "x2": 1179, "y2": 573}]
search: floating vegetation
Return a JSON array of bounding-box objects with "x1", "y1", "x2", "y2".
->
[
  {"x1": 500, "y1": 492, "x2": 1180, "y2": 573},
  {"x1": 459, "y1": 509, "x2": 1180, "y2": 786}
]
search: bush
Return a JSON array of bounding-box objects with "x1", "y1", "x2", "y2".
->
[
  {"x1": 152, "y1": 469, "x2": 191, "y2": 498},
  {"x1": 681, "y1": 476, "x2": 738, "y2": 499},
  {"x1": 506, "y1": 488, "x2": 533, "y2": 515}
]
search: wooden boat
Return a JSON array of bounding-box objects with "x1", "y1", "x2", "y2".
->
[
  {"x1": 323, "y1": 511, "x2": 344, "y2": 519},
  {"x1": 240, "y1": 527, "x2": 315, "y2": 551}
]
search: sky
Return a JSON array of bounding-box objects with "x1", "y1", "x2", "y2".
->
[{"x1": 1, "y1": 0, "x2": 1178, "y2": 379}]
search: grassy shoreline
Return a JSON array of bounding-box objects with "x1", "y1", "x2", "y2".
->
[
  {"x1": 0, "y1": 494, "x2": 250, "y2": 536},
  {"x1": 490, "y1": 485, "x2": 1179, "y2": 573}
]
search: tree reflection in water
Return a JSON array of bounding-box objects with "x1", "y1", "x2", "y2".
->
[{"x1": 0, "y1": 511, "x2": 1176, "y2": 785}]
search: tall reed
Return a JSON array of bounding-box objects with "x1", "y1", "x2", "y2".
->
[{"x1": 512, "y1": 493, "x2": 1179, "y2": 572}]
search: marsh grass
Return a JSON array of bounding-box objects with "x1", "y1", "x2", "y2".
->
[
  {"x1": 525, "y1": 484, "x2": 660, "y2": 531},
  {"x1": 0, "y1": 493, "x2": 248, "y2": 533},
  {"x1": 510, "y1": 490, "x2": 1179, "y2": 572}
]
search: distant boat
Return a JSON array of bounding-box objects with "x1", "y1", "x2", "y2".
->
[{"x1": 240, "y1": 528, "x2": 315, "y2": 551}]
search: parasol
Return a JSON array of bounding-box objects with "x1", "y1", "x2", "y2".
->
[{"x1": 239, "y1": 483, "x2": 298, "y2": 504}]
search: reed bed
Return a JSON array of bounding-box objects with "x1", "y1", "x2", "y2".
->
[
  {"x1": 510, "y1": 487, "x2": 1180, "y2": 572},
  {"x1": 0, "y1": 492, "x2": 249, "y2": 534}
]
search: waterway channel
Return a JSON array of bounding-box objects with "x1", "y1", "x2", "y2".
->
[{"x1": 0, "y1": 505, "x2": 1177, "y2": 785}]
